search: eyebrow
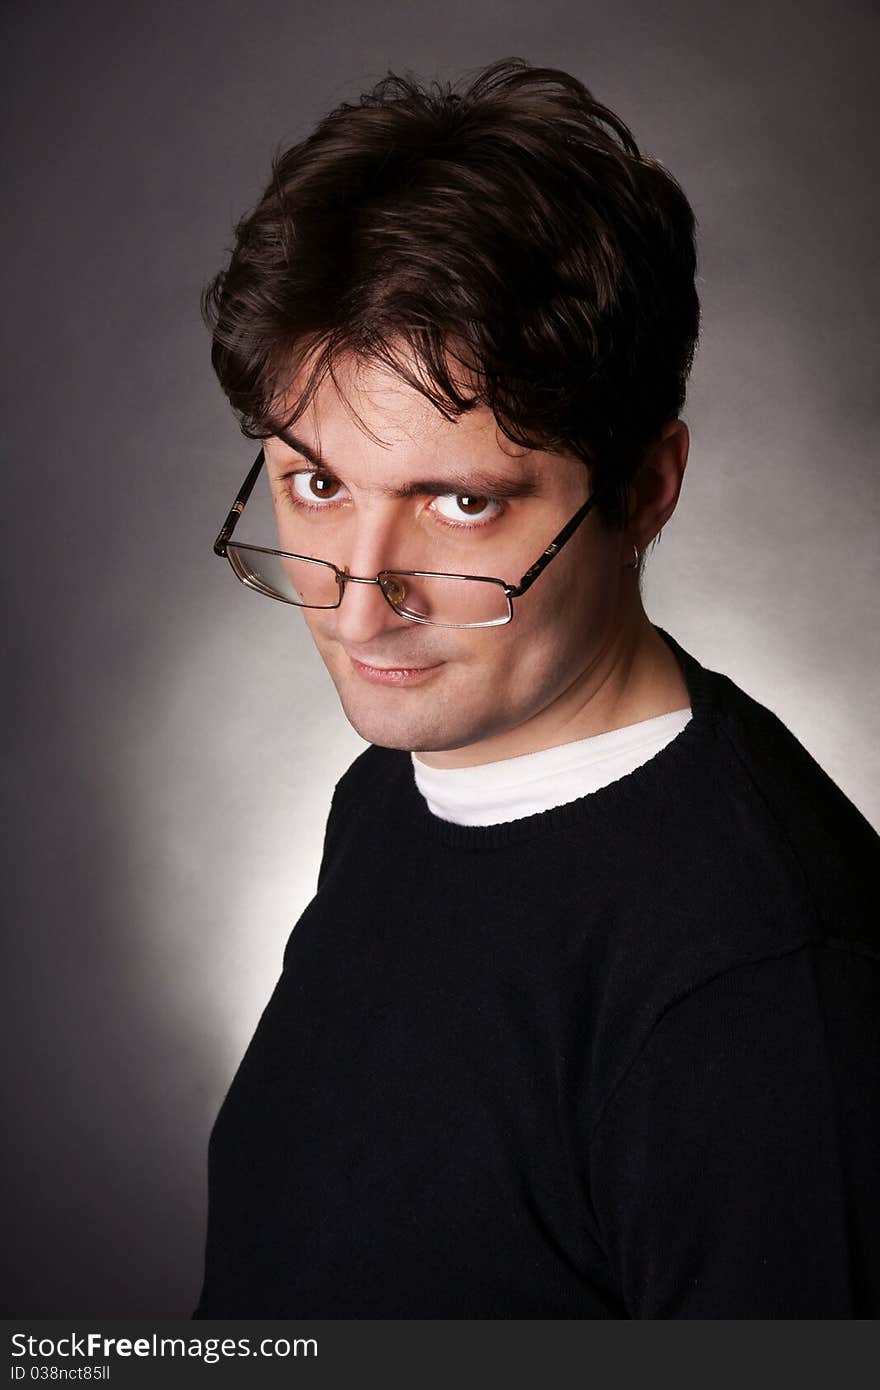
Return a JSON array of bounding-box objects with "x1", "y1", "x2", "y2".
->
[{"x1": 272, "y1": 428, "x2": 540, "y2": 499}]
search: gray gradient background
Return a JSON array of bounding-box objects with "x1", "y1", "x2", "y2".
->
[{"x1": 3, "y1": 0, "x2": 878, "y2": 1317}]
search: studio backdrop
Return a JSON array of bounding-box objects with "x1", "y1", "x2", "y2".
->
[{"x1": 3, "y1": 0, "x2": 878, "y2": 1317}]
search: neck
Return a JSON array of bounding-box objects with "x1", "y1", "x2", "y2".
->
[{"x1": 416, "y1": 605, "x2": 691, "y2": 770}]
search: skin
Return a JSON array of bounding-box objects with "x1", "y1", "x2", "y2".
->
[{"x1": 263, "y1": 352, "x2": 690, "y2": 768}]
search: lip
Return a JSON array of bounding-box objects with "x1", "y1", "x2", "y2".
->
[{"x1": 350, "y1": 656, "x2": 444, "y2": 686}]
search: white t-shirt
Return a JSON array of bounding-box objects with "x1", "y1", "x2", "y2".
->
[{"x1": 411, "y1": 707, "x2": 693, "y2": 827}]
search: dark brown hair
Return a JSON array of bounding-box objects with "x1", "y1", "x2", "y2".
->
[{"x1": 202, "y1": 57, "x2": 700, "y2": 530}]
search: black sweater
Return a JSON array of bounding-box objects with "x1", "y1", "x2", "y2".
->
[{"x1": 193, "y1": 626, "x2": 880, "y2": 1318}]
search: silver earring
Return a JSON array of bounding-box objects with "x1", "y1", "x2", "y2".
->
[{"x1": 625, "y1": 543, "x2": 640, "y2": 569}]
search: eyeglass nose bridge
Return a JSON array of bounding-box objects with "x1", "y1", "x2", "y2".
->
[
  {"x1": 337, "y1": 566, "x2": 382, "y2": 586},
  {"x1": 336, "y1": 565, "x2": 408, "y2": 610}
]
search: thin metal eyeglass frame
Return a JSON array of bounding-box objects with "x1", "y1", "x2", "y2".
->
[{"x1": 213, "y1": 447, "x2": 607, "y2": 628}]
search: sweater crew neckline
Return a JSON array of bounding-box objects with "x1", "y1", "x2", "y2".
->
[{"x1": 389, "y1": 625, "x2": 723, "y2": 849}]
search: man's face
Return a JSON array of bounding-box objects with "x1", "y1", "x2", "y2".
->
[{"x1": 263, "y1": 356, "x2": 629, "y2": 767}]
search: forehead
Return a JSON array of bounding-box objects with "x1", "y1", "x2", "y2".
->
[{"x1": 265, "y1": 352, "x2": 563, "y2": 493}]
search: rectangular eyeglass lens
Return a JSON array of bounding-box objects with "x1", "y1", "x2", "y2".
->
[
  {"x1": 383, "y1": 573, "x2": 508, "y2": 626},
  {"x1": 229, "y1": 546, "x2": 339, "y2": 607}
]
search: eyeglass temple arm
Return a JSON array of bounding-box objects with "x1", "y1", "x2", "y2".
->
[
  {"x1": 504, "y1": 490, "x2": 602, "y2": 598},
  {"x1": 213, "y1": 448, "x2": 266, "y2": 557}
]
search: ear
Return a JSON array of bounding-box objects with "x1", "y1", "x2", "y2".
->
[{"x1": 627, "y1": 419, "x2": 689, "y2": 548}]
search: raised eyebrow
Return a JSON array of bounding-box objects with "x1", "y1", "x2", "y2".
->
[
  {"x1": 392, "y1": 474, "x2": 540, "y2": 500},
  {"x1": 272, "y1": 429, "x2": 540, "y2": 499},
  {"x1": 274, "y1": 429, "x2": 322, "y2": 467}
]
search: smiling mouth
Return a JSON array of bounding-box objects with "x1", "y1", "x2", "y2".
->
[
  {"x1": 347, "y1": 651, "x2": 441, "y2": 671},
  {"x1": 349, "y1": 656, "x2": 444, "y2": 684},
  {"x1": 356, "y1": 661, "x2": 434, "y2": 671}
]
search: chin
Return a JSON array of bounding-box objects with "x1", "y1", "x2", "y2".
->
[{"x1": 335, "y1": 688, "x2": 482, "y2": 754}]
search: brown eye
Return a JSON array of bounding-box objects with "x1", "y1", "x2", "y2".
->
[
  {"x1": 456, "y1": 496, "x2": 488, "y2": 514},
  {"x1": 309, "y1": 473, "x2": 341, "y2": 499},
  {"x1": 291, "y1": 471, "x2": 348, "y2": 506},
  {"x1": 432, "y1": 493, "x2": 503, "y2": 526}
]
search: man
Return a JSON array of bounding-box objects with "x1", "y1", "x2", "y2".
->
[{"x1": 193, "y1": 58, "x2": 880, "y2": 1318}]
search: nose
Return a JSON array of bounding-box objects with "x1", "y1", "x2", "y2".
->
[
  {"x1": 330, "y1": 510, "x2": 412, "y2": 646},
  {"x1": 332, "y1": 571, "x2": 409, "y2": 645}
]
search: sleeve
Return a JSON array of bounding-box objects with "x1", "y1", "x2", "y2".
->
[{"x1": 588, "y1": 942, "x2": 880, "y2": 1317}]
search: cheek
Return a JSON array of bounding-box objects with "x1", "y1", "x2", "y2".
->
[
  {"x1": 490, "y1": 567, "x2": 606, "y2": 681},
  {"x1": 300, "y1": 611, "x2": 336, "y2": 661},
  {"x1": 471, "y1": 601, "x2": 574, "y2": 694},
  {"x1": 521, "y1": 567, "x2": 595, "y2": 642}
]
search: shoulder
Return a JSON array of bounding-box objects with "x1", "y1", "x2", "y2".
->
[
  {"x1": 314, "y1": 745, "x2": 413, "y2": 890},
  {"x1": 583, "y1": 634, "x2": 880, "y2": 1116},
  {"x1": 331, "y1": 743, "x2": 412, "y2": 808},
  {"x1": 704, "y1": 659, "x2": 879, "y2": 956}
]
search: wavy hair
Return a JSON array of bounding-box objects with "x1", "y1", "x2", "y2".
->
[{"x1": 202, "y1": 57, "x2": 700, "y2": 532}]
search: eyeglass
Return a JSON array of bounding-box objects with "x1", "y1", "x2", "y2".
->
[{"x1": 213, "y1": 448, "x2": 606, "y2": 629}]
